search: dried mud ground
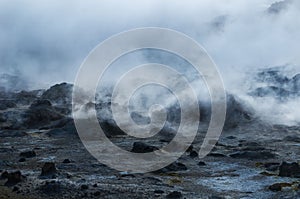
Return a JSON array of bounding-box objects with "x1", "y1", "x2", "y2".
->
[{"x1": 1, "y1": 121, "x2": 300, "y2": 199}]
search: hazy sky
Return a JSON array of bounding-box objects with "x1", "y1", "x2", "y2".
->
[{"x1": 0, "y1": 0, "x2": 299, "y2": 86}]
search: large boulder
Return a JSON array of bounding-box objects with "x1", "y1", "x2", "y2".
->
[
  {"x1": 24, "y1": 100, "x2": 65, "y2": 129},
  {"x1": 41, "y1": 83, "x2": 73, "y2": 105}
]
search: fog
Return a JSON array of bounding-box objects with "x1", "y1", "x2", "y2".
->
[{"x1": 0, "y1": 0, "x2": 299, "y2": 125}]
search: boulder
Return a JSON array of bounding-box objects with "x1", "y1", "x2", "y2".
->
[
  {"x1": 131, "y1": 142, "x2": 159, "y2": 153},
  {"x1": 278, "y1": 162, "x2": 300, "y2": 178},
  {"x1": 4, "y1": 171, "x2": 23, "y2": 186},
  {"x1": 41, "y1": 162, "x2": 57, "y2": 177},
  {"x1": 41, "y1": 83, "x2": 73, "y2": 105},
  {"x1": 19, "y1": 150, "x2": 36, "y2": 158},
  {"x1": 166, "y1": 191, "x2": 183, "y2": 199}
]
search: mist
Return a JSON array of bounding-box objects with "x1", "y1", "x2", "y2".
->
[{"x1": 1, "y1": 0, "x2": 300, "y2": 125}]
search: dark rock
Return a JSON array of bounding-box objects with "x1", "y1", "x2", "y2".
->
[
  {"x1": 25, "y1": 105, "x2": 64, "y2": 128},
  {"x1": 186, "y1": 145, "x2": 194, "y2": 153},
  {"x1": 41, "y1": 83, "x2": 73, "y2": 105},
  {"x1": 131, "y1": 142, "x2": 159, "y2": 153},
  {"x1": 19, "y1": 158, "x2": 26, "y2": 162},
  {"x1": 229, "y1": 151, "x2": 276, "y2": 160},
  {"x1": 278, "y1": 162, "x2": 300, "y2": 178},
  {"x1": 63, "y1": 159, "x2": 71, "y2": 164},
  {"x1": 264, "y1": 162, "x2": 280, "y2": 172},
  {"x1": 189, "y1": 151, "x2": 198, "y2": 158},
  {"x1": 16, "y1": 90, "x2": 40, "y2": 105},
  {"x1": 224, "y1": 94, "x2": 253, "y2": 129},
  {"x1": 1, "y1": 171, "x2": 8, "y2": 179},
  {"x1": 208, "y1": 153, "x2": 227, "y2": 157},
  {"x1": 198, "y1": 161, "x2": 206, "y2": 166},
  {"x1": 41, "y1": 162, "x2": 57, "y2": 177},
  {"x1": 4, "y1": 171, "x2": 23, "y2": 186},
  {"x1": 269, "y1": 183, "x2": 292, "y2": 192},
  {"x1": 12, "y1": 186, "x2": 19, "y2": 192},
  {"x1": 154, "y1": 190, "x2": 164, "y2": 194},
  {"x1": 94, "y1": 191, "x2": 101, "y2": 196},
  {"x1": 93, "y1": 184, "x2": 98, "y2": 187},
  {"x1": 20, "y1": 150, "x2": 36, "y2": 158},
  {"x1": 269, "y1": 183, "x2": 281, "y2": 191},
  {"x1": 81, "y1": 184, "x2": 89, "y2": 190},
  {"x1": 166, "y1": 191, "x2": 182, "y2": 199}
]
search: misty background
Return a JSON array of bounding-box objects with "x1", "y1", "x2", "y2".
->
[{"x1": 0, "y1": 0, "x2": 300, "y2": 125}]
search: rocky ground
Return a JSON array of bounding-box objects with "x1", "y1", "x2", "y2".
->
[{"x1": 0, "y1": 68, "x2": 300, "y2": 199}]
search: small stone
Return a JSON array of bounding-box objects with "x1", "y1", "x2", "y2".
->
[
  {"x1": 19, "y1": 150, "x2": 36, "y2": 158},
  {"x1": 279, "y1": 162, "x2": 300, "y2": 178},
  {"x1": 166, "y1": 191, "x2": 182, "y2": 199},
  {"x1": 198, "y1": 161, "x2": 206, "y2": 166},
  {"x1": 1, "y1": 171, "x2": 8, "y2": 179},
  {"x1": 264, "y1": 162, "x2": 280, "y2": 172},
  {"x1": 94, "y1": 191, "x2": 101, "y2": 196},
  {"x1": 269, "y1": 183, "x2": 291, "y2": 192},
  {"x1": 81, "y1": 184, "x2": 89, "y2": 190},
  {"x1": 62, "y1": 159, "x2": 71, "y2": 164},
  {"x1": 154, "y1": 190, "x2": 164, "y2": 194},
  {"x1": 186, "y1": 145, "x2": 194, "y2": 153},
  {"x1": 208, "y1": 153, "x2": 227, "y2": 157},
  {"x1": 19, "y1": 158, "x2": 26, "y2": 162},
  {"x1": 131, "y1": 142, "x2": 159, "y2": 153},
  {"x1": 5, "y1": 171, "x2": 22, "y2": 186},
  {"x1": 189, "y1": 151, "x2": 198, "y2": 158},
  {"x1": 93, "y1": 184, "x2": 98, "y2": 187},
  {"x1": 12, "y1": 186, "x2": 19, "y2": 192},
  {"x1": 41, "y1": 162, "x2": 57, "y2": 177}
]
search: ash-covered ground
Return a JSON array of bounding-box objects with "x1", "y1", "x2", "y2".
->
[{"x1": 0, "y1": 67, "x2": 300, "y2": 199}]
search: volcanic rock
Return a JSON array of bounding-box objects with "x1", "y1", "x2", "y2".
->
[
  {"x1": 41, "y1": 83, "x2": 73, "y2": 105},
  {"x1": 4, "y1": 171, "x2": 23, "y2": 186},
  {"x1": 41, "y1": 162, "x2": 57, "y2": 177},
  {"x1": 131, "y1": 142, "x2": 159, "y2": 153},
  {"x1": 166, "y1": 191, "x2": 183, "y2": 199},
  {"x1": 19, "y1": 150, "x2": 36, "y2": 158},
  {"x1": 278, "y1": 162, "x2": 300, "y2": 178}
]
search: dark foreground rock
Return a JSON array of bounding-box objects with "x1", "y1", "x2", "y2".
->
[
  {"x1": 131, "y1": 142, "x2": 159, "y2": 153},
  {"x1": 278, "y1": 162, "x2": 300, "y2": 178},
  {"x1": 166, "y1": 191, "x2": 183, "y2": 199},
  {"x1": 4, "y1": 171, "x2": 23, "y2": 186},
  {"x1": 19, "y1": 150, "x2": 36, "y2": 158},
  {"x1": 40, "y1": 162, "x2": 57, "y2": 178}
]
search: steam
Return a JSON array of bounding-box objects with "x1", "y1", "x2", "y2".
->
[{"x1": 1, "y1": 0, "x2": 300, "y2": 125}]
